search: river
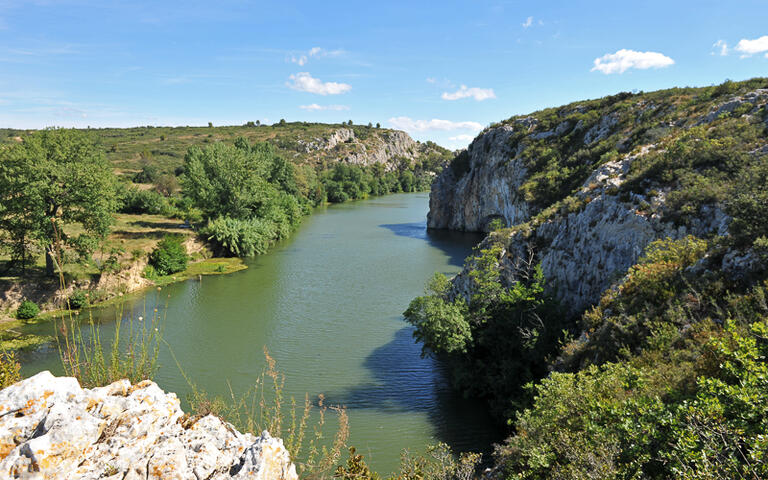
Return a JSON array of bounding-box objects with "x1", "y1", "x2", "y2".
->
[{"x1": 18, "y1": 192, "x2": 502, "y2": 474}]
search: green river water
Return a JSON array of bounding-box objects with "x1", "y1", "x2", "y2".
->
[{"x1": 19, "y1": 192, "x2": 502, "y2": 474}]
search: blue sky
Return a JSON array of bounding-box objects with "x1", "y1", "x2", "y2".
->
[{"x1": 1, "y1": 0, "x2": 767, "y2": 149}]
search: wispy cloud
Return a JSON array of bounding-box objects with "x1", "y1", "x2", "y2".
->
[
  {"x1": 522, "y1": 16, "x2": 533, "y2": 28},
  {"x1": 449, "y1": 134, "x2": 474, "y2": 141},
  {"x1": 287, "y1": 72, "x2": 351, "y2": 95},
  {"x1": 388, "y1": 117, "x2": 483, "y2": 133},
  {"x1": 735, "y1": 35, "x2": 768, "y2": 58},
  {"x1": 299, "y1": 104, "x2": 349, "y2": 111},
  {"x1": 712, "y1": 40, "x2": 729, "y2": 56},
  {"x1": 441, "y1": 85, "x2": 496, "y2": 101},
  {"x1": 591, "y1": 49, "x2": 674, "y2": 74},
  {"x1": 290, "y1": 47, "x2": 346, "y2": 65}
]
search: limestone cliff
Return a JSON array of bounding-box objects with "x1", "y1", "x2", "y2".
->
[
  {"x1": 296, "y1": 127, "x2": 446, "y2": 171},
  {"x1": 0, "y1": 371, "x2": 297, "y2": 480},
  {"x1": 429, "y1": 81, "x2": 768, "y2": 313}
]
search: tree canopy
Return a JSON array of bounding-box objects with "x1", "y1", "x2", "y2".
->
[{"x1": 0, "y1": 129, "x2": 118, "y2": 275}]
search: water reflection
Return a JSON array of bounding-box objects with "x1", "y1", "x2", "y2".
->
[
  {"x1": 325, "y1": 325, "x2": 503, "y2": 457},
  {"x1": 379, "y1": 222, "x2": 484, "y2": 268}
]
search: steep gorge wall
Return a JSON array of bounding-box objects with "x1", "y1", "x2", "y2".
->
[{"x1": 431, "y1": 86, "x2": 768, "y2": 313}]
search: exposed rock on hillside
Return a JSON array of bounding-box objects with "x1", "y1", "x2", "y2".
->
[
  {"x1": 298, "y1": 128, "x2": 438, "y2": 171},
  {"x1": 430, "y1": 81, "x2": 768, "y2": 313},
  {"x1": 428, "y1": 126, "x2": 531, "y2": 231},
  {"x1": 0, "y1": 371, "x2": 297, "y2": 480}
]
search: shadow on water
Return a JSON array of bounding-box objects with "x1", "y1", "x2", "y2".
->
[
  {"x1": 323, "y1": 326, "x2": 505, "y2": 457},
  {"x1": 379, "y1": 222, "x2": 485, "y2": 268}
]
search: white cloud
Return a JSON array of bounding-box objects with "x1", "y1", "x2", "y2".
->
[
  {"x1": 591, "y1": 49, "x2": 674, "y2": 74},
  {"x1": 299, "y1": 104, "x2": 349, "y2": 111},
  {"x1": 441, "y1": 85, "x2": 496, "y2": 101},
  {"x1": 712, "y1": 40, "x2": 729, "y2": 56},
  {"x1": 522, "y1": 16, "x2": 533, "y2": 28},
  {"x1": 291, "y1": 55, "x2": 308, "y2": 66},
  {"x1": 287, "y1": 72, "x2": 351, "y2": 95},
  {"x1": 449, "y1": 134, "x2": 474, "y2": 141},
  {"x1": 388, "y1": 117, "x2": 483, "y2": 133},
  {"x1": 290, "y1": 47, "x2": 345, "y2": 65},
  {"x1": 426, "y1": 77, "x2": 436, "y2": 84},
  {"x1": 735, "y1": 35, "x2": 768, "y2": 57}
]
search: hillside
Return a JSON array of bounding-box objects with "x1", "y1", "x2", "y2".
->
[
  {"x1": 0, "y1": 123, "x2": 452, "y2": 333},
  {"x1": 406, "y1": 78, "x2": 768, "y2": 478},
  {"x1": 0, "y1": 122, "x2": 451, "y2": 178}
]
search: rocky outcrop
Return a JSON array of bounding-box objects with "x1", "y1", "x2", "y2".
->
[
  {"x1": 697, "y1": 89, "x2": 768, "y2": 124},
  {"x1": 429, "y1": 86, "x2": 768, "y2": 314},
  {"x1": 447, "y1": 144, "x2": 729, "y2": 313},
  {"x1": 0, "y1": 371, "x2": 298, "y2": 480},
  {"x1": 296, "y1": 128, "x2": 432, "y2": 171},
  {"x1": 427, "y1": 126, "x2": 531, "y2": 231}
]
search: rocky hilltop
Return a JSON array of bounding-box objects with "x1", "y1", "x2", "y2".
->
[
  {"x1": 429, "y1": 79, "x2": 768, "y2": 312},
  {"x1": 296, "y1": 128, "x2": 439, "y2": 171},
  {"x1": 0, "y1": 371, "x2": 297, "y2": 479}
]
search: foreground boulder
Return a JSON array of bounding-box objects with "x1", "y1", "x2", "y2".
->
[{"x1": 0, "y1": 371, "x2": 298, "y2": 479}]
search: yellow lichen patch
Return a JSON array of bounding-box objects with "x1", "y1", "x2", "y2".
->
[
  {"x1": 0, "y1": 441, "x2": 16, "y2": 460},
  {"x1": 128, "y1": 380, "x2": 153, "y2": 394}
]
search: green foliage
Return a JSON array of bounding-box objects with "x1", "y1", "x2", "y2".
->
[
  {"x1": 58, "y1": 298, "x2": 162, "y2": 388},
  {"x1": 182, "y1": 138, "x2": 307, "y2": 256},
  {"x1": 498, "y1": 315, "x2": 768, "y2": 479},
  {"x1": 405, "y1": 244, "x2": 564, "y2": 418},
  {"x1": 335, "y1": 443, "x2": 481, "y2": 480},
  {"x1": 201, "y1": 216, "x2": 280, "y2": 257},
  {"x1": 68, "y1": 290, "x2": 89, "y2": 310},
  {"x1": 16, "y1": 300, "x2": 40, "y2": 320},
  {"x1": 148, "y1": 235, "x2": 188, "y2": 276},
  {"x1": 182, "y1": 139, "x2": 283, "y2": 220},
  {"x1": 405, "y1": 273, "x2": 471, "y2": 355},
  {"x1": 0, "y1": 350, "x2": 21, "y2": 389},
  {"x1": 119, "y1": 186, "x2": 169, "y2": 215},
  {"x1": 727, "y1": 157, "x2": 768, "y2": 244},
  {"x1": 132, "y1": 162, "x2": 160, "y2": 183},
  {"x1": 0, "y1": 128, "x2": 119, "y2": 275}
]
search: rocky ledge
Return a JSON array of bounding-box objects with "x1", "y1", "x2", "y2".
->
[{"x1": 0, "y1": 371, "x2": 298, "y2": 480}]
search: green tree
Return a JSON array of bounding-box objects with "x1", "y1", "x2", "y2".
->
[
  {"x1": 181, "y1": 140, "x2": 278, "y2": 220},
  {"x1": 0, "y1": 129, "x2": 118, "y2": 275}
]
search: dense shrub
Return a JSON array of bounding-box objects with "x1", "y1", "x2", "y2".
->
[
  {"x1": 120, "y1": 187, "x2": 169, "y2": 215},
  {"x1": 405, "y1": 244, "x2": 565, "y2": 418},
  {"x1": 148, "y1": 235, "x2": 188, "y2": 276},
  {"x1": 201, "y1": 217, "x2": 276, "y2": 257},
  {"x1": 68, "y1": 290, "x2": 89, "y2": 310},
  {"x1": 0, "y1": 350, "x2": 21, "y2": 389},
  {"x1": 16, "y1": 300, "x2": 40, "y2": 320},
  {"x1": 132, "y1": 163, "x2": 160, "y2": 183},
  {"x1": 498, "y1": 316, "x2": 768, "y2": 479}
]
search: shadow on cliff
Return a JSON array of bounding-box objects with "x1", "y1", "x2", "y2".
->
[
  {"x1": 321, "y1": 325, "x2": 504, "y2": 455},
  {"x1": 379, "y1": 222, "x2": 484, "y2": 268}
]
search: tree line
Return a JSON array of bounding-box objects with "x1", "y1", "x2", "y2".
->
[{"x1": 0, "y1": 128, "x2": 444, "y2": 277}]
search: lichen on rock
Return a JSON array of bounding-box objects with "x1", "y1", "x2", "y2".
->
[{"x1": 0, "y1": 371, "x2": 298, "y2": 479}]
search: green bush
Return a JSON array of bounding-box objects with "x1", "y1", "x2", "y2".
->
[
  {"x1": 120, "y1": 187, "x2": 169, "y2": 215},
  {"x1": 68, "y1": 290, "x2": 89, "y2": 310},
  {"x1": 16, "y1": 300, "x2": 40, "y2": 320},
  {"x1": 0, "y1": 350, "x2": 21, "y2": 389},
  {"x1": 202, "y1": 216, "x2": 276, "y2": 257},
  {"x1": 148, "y1": 235, "x2": 188, "y2": 276}
]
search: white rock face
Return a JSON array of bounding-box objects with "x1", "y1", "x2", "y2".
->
[
  {"x1": 428, "y1": 126, "x2": 531, "y2": 231},
  {"x1": 0, "y1": 371, "x2": 298, "y2": 480},
  {"x1": 297, "y1": 128, "x2": 426, "y2": 171},
  {"x1": 437, "y1": 133, "x2": 730, "y2": 313},
  {"x1": 697, "y1": 89, "x2": 768, "y2": 124}
]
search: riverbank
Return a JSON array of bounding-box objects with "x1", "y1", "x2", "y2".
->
[
  {"x1": 0, "y1": 256, "x2": 246, "y2": 351},
  {"x1": 0, "y1": 211, "x2": 249, "y2": 350},
  {"x1": 16, "y1": 193, "x2": 500, "y2": 475}
]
